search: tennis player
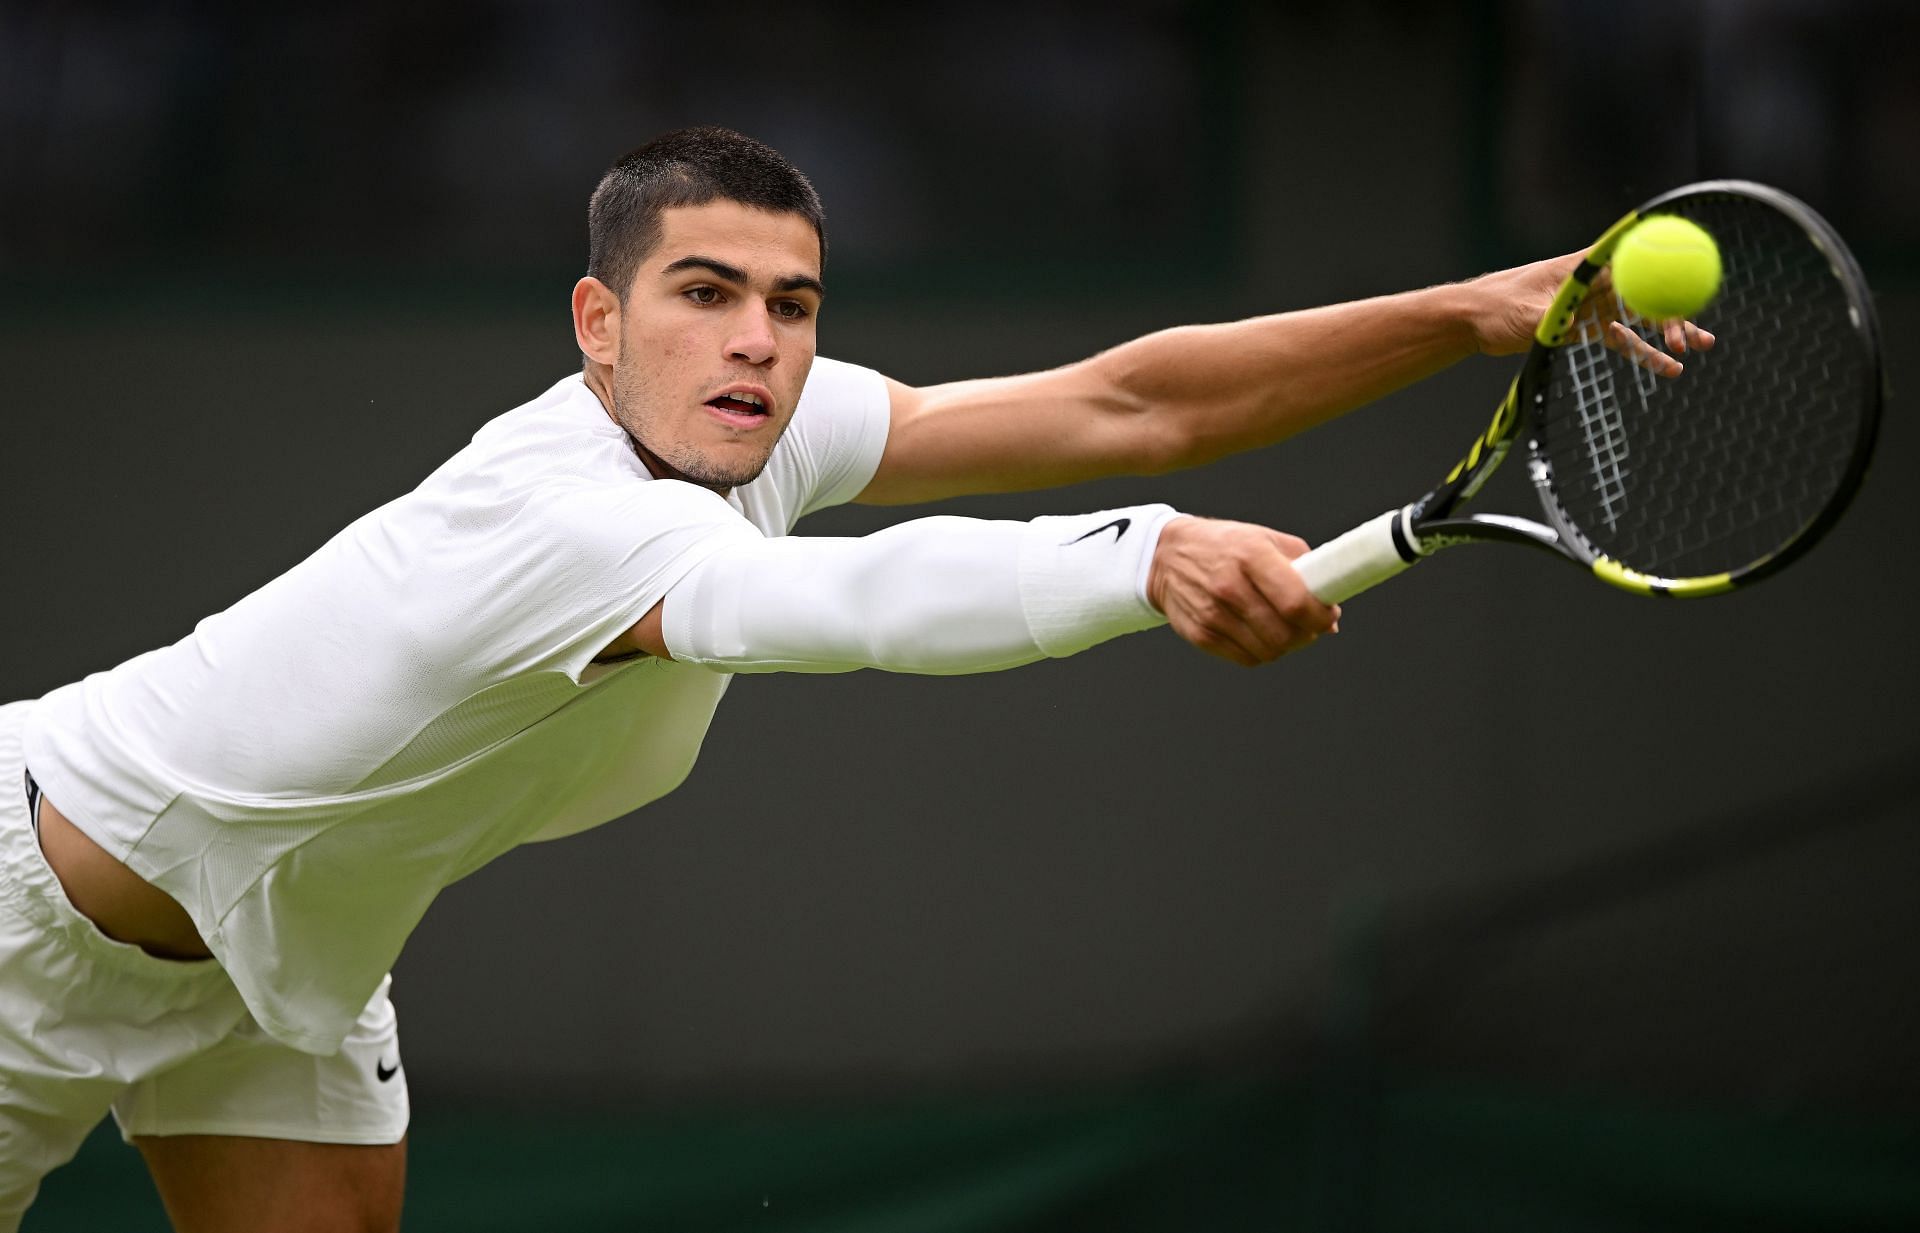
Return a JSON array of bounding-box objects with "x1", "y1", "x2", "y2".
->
[{"x1": 0, "y1": 128, "x2": 1638, "y2": 1231}]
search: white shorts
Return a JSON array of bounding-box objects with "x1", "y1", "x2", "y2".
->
[{"x1": 0, "y1": 704, "x2": 408, "y2": 1228}]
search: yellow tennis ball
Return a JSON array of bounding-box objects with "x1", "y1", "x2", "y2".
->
[{"x1": 1610, "y1": 215, "x2": 1722, "y2": 321}]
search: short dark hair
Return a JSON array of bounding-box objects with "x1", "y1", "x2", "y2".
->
[{"x1": 587, "y1": 127, "x2": 826, "y2": 301}]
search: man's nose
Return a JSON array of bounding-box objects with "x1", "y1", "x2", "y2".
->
[{"x1": 726, "y1": 308, "x2": 777, "y2": 366}]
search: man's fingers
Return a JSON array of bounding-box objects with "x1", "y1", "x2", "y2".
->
[
  {"x1": 1265, "y1": 531, "x2": 1340, "y2": 616},
  {"x1": 1271, "y1": 531, "x2": 1312, "y2": 561},
  {"x1": 1172, "y1": 608, "x2": 1264, "y2": 667},
  {"x1": 1244, "y1": 544, "x2": 1339, "y2": 645},
  {"x1": 1603, "y1": 316, "x2": 1714, "y2": 378},
  {"x1": 1660, "y1": 318, "x2": 1716, "y2": 355},
  {"x1": 1226, "y1": 573, "x2": 1305, "y2": 658},
  {"x1": 1605, "y1": 320, "x2": 1683, "y2": 377}
]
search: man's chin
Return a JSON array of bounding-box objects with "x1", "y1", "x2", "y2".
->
[
  {"x1": 683, "y1": 464, "x2": 769, "y2": 490},
  {"x1": 651, "y1": 447, "x2": 774, "y2": 491}
]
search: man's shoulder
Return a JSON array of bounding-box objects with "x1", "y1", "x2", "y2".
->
[
  {"x1": 793, "y1": 356, "x2": 887, "y2": 421},
  {"x1": 429, "y1": 374, "x2": 638, "y2": 492},
  {"x1": 471, "y1": 373, "x2": 610, "y2": 449}
]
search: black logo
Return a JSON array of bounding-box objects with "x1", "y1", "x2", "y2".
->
[
  {"x1": 1066, "y1": 518, "x2": 1131, "y2": 546},
  {"x1": 376, "y1": 1058, "x2": 400, "y2": 1083}
]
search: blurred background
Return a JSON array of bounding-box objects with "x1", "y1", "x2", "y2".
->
[{"x1": 4, "y1": 1, "x2": 1917, "y2": 1229}]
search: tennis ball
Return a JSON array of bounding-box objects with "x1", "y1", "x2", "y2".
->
[{"x1": 1610, "y1": 215, "x2": 1722, "y2": 321}]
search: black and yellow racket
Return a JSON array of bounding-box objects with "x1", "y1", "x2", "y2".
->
[{"x1": 1293, "y1": 180, "x2": 1883, "y2": 604}]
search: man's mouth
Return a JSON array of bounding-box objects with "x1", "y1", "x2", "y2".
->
[{"x1": 704, "y1": 387, "x2": 772, "y2": 425}]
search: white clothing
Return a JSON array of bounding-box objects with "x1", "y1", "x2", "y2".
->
[
  {"x1": 16, "y1": 356, "x2": 1172, "y2": 1063},
  {"x1": 21, "y1": 360, "x2": 891, "y2": 1054},
  {"x1": 664, "y1": 507, "x2": 1178, "y2": 672},
  {"x1": 0, "y1": 702, "x2": 406, "y2": 1230}
]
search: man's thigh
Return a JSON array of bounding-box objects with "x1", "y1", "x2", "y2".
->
[
  {"x1": 114, "y1": 973, "x2": 410, "y2": 1231},
  {"x1": 136, "y1": 1133, "x2": 406, "y2": 1233}
]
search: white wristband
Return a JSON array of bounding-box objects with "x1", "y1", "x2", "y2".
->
[{"x1": 1017, "y1": 504, "x2": 1177, "y2": 658}]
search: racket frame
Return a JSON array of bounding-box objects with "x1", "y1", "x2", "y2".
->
[{"x1": 1292, "y1": 180, "x2": 1883, "y2": 605}]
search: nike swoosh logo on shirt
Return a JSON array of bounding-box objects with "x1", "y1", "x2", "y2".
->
[
  {"x1": 376, "y1": 1059, "x2": 400, "y2": 1083},
  {"x1": 1065, "y1": 518, "x2": 1131, "y2": 546}
]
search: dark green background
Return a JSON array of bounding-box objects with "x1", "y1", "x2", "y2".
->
[{"x1": 5, "y1": 2, "x2": 1917, "y2": 1228}]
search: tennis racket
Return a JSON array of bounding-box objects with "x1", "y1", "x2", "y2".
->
[{"x1": 1292, "y1": 180, "x2": 1883, "y2": 604}]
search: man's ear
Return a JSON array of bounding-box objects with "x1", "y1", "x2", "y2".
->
[{"x1": 572, "y1": 276, "x2": 621, "y2": 366}]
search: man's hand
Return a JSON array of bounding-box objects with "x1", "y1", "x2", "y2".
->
[
  {"x1": 1146, "y1": 516, "x2": 1339, "y2": 666},
  {"x1": 1463, "y1": 254, "x2": 1716, "y2": 376},
  {"x1": 1464, "y1": 253, "x2": 1584, "y2": 357}
]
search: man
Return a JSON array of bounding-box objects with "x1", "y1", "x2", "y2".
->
[{"x1": 0, "y1": 127, "x2": 1696, "y2": 1231}]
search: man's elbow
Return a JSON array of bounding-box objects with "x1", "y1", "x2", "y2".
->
[
  {"x1": 1105, "y1": 392, "x2": 1229, "y2": 476},
  {"x1": 1087, "y1": 348, "x2": 1214, "y2": 477},
  {"x1": 1120, "y1": 413, "x2": 1201, "y2": 476}
]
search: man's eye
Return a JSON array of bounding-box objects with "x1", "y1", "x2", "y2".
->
[
  {"x1": 773, "y1": 301, "x2": 810, "y2": 321},
  {"x1": 685, "y1": 286, "x2": 721, "y2": 305}
]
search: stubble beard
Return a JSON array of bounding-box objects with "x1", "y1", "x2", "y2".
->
[{"x1": 610, "y1": 349, "x2": 777, "y2": 491}]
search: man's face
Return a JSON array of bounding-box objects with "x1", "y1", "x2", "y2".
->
[{"x1": 606, "y1": 200, "x2": 823, "y2": 491}]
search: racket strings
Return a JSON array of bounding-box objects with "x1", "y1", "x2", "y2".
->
[
  {"x1": 1563, "y1": 333, "x2": 1632, "y2": 531},
  {"x1": 1537, "y1": 195, "x2": 1871, "y2": 580}
]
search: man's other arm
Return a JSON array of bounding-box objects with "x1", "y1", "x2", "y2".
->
[
  {"x1": 855, "y1": 257, "x2": 1576, "y2": 506},
  {"x1": 614, "y1": 507, "x2": 1338, "y2": 670}
]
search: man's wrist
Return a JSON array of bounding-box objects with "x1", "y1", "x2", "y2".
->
[
  {"x1": 1017, "y1": 504, "x2": 1179, "y2": 657},
  {"x1": 1141, "y1": 513, "x2": 1193, "y2": 615},
  {"x1": 1424, "y1": 277, "x2": 1494, "y2": 360},
  {"x1": 1134, "y1": 508, "x2": 1184, "y2": 612}
]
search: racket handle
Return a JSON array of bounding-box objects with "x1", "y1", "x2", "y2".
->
[{"x1": 1291, "y1": 508, "x2": 1419, "y2": 604}]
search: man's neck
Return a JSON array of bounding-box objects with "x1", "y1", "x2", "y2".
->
[{"x1": 580, "y1": 363, "x2": 731, "y2": 497}]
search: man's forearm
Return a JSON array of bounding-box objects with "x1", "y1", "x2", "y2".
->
[{"x1": 1090, "y1": 280, "x2": 1484, "y2": 471}]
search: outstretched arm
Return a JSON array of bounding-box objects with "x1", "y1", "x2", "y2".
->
[
  {"x1": 608, "y1": 505, "x2": 1339, "y2": 671},
  {"x1": 856, "y1": 256, "x2": 1578, "y2": 506}
]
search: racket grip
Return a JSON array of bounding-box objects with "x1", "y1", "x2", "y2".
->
[{"x1": 1291, "y1": 508, "x2": 1419, "y2": 604}]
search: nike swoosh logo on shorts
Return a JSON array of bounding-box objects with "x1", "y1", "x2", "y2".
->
[{"x1": 1066, "y1": 517, "x2": 1131, "y2": 546}]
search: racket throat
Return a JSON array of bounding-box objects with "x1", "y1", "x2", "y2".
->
[{"x1": 1456, "y1": 441, "x2": 1513, "y2": 501}]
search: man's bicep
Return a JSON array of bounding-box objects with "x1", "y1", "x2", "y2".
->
[{"x1": 855, "y1": 367, "x2": 1152, "y2": 506}]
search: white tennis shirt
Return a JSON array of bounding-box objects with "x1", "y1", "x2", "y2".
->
[{"x1": 23, "y1": 360, "x2": 890, "y2": 1054}]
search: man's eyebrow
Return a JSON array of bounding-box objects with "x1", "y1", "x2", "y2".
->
[
  {"x1": 660, "y1": 255, "x2": 824, "y2": 300},
  {"x1": 660, "y1": 255, "x2": 749, "y2": 284},
  {"x1": 774, "y1": 273, "x2": 826, "y2": 299}
]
